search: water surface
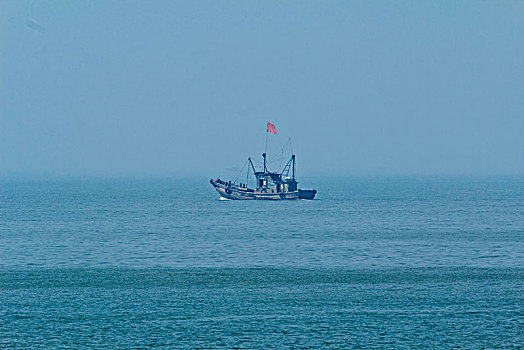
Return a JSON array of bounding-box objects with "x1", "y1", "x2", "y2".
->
[{"x1": 1, "y1": 178, "x2": 523, "y2": 348}]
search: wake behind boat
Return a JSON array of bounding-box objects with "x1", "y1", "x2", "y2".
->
[{"x1": 210, "y1": 122, "x2": 317, "y2": 200}]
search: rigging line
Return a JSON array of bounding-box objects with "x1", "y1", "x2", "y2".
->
[
  {"x1": 267, "y1": 153, "x2": 288, "y2": 162},
  {"x1": 264, "y1": 146, "x2": 291, "y2": 169},
  {"x1": 233, "y1": 159, "x2": 248, "y2": 184},
  {"x1": 265, "y1": 156, "x2": 287, "y2": 165},
  {"x1": 275, "y1": 138, "x2": 292, "y2": 170},
  {"x1": 246, "y1": 161, "x2": 250, "y2": 187},
  {"x1": 279, "y1": 138, "x2": 293, "y2": 174},
  {"x1": 279, "y1": 143, "x2": 287, "y2": 170},
  {"x1": 269, "y1": 161, "x2": 284, "y2": 169}
]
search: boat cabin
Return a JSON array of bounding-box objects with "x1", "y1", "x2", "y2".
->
[
  {"x1": 254, "y1": 172, "x2": 298, "y2": 194},
  {"x1": 251, "y1": 153, "x2": 298, "y2": 194}
]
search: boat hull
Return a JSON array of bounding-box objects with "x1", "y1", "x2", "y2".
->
[
  {"x1": 210, "y1": 179, "x2": 255, "y2": 200},
  {"x1": 210, "y1": 179, "x2": 316, "y2": 200},
  {"x1": 298, "y1": 189, "x2": 317, "y2": 199},
  {"x1": 253, "y1": 191, "x2": 299, "y2": 200}
]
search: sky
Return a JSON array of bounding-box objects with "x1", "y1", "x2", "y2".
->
[{"x1": 1, "y1": 1, "x2": 523, "y2": 178}]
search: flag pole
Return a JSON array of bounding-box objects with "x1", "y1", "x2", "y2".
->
[
  {"x1": 265, "y1": 123, "x2": 268, "y2": 154},
  {"x1": 264, "y1": 122, "x2": 268, "y2": 172}
]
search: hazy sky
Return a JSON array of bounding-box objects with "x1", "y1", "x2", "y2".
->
[{"x1": 1, "y1": 1, "x2": 523, "y2": 178}]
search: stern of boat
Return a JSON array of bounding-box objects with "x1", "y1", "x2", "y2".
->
[{"x1": 298, "y1": 189, "x2": 317, "y2": 199}]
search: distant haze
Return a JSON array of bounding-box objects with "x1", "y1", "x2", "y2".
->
[{"x1": 1, "y1": 1, "x2": 523, "y2": 178}]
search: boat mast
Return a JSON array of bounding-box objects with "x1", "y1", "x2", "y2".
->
[{"x1": 292, "y1": 154, "x2": 295, "y2": 180}]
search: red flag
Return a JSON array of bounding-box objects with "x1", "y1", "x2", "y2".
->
[{"x1": 267, "y1": 122, "x2": 277, "y2": 134}]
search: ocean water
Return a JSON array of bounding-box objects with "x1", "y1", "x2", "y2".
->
[{"x1": 1, "y1": 177, "x2": 523, "y2": 348}]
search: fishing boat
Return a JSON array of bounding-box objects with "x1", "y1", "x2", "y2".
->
[{"x1": 210, "y1": 122, "x2": 317, "y2": 200}]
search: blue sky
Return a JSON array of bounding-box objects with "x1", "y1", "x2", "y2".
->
[{"x1": 1, "y1": 1, "x2": 523, "y2": 177}]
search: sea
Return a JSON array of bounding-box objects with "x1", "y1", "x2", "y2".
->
[{"x1": 1, "y1": 177, "x2": 523, "y2": 348}]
